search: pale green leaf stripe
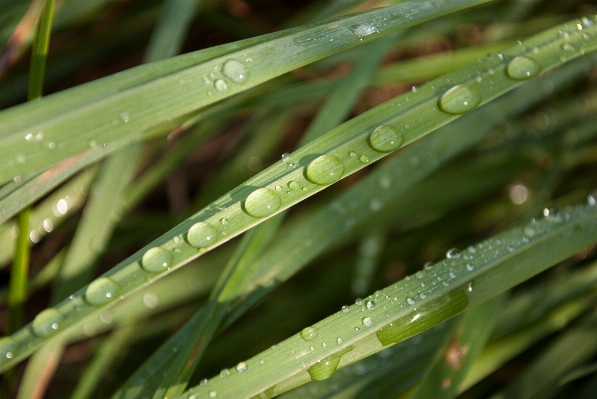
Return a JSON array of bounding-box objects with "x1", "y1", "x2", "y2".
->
[
  {"x1": 0, "y1": 14, "x2": 595, "y2": 372},
  {"x1": 181, "y1": 203, "x2": 597, "y2": 399},
  {"x1": 0, "y1": 0, "x2": 487, "y2": 184}
]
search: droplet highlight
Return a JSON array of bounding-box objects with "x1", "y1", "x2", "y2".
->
[
  {"x1": 141, "y1": 247, "x2": 173, "y2": 273},
  {"x1": 244, "y1": 188, "x2": 281, "y2": 218},
  {"x1": 439, "y1": 84, "x2": 482, "y2": 114},
  {"x1": 32, "y1": 308, "x2": 64, "y2": 337},
  {"x1": 0, "y1": 338, "x2": 17, "y2": 359},
  {"x1": 85, "y1": 277, "x2": 121, "y2": 306},
  {"x1": 305, "y1": 155, "x2": 344, "y2": 185},
  {"x1": 506, "y1": 56, "x2": 541, "y2": 80},
  {"x1": 369, "y1": 125, "x2": 404, "y2": 152}
]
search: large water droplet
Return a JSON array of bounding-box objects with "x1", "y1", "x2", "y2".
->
[
  {"x1": 369, "y1": 125, "x2": 404, "y2": 152},
  {"x1": 187, "y1": 222, "x2": 218, "y2": 248},
  {"x1": 300, "y1": 327, "x2": 318, "y2": 341},
  {"x1": 244, "y1": 188, "x2": 281, "y2": 218},
  {"x1": 0, "y1": 338, "x2": 17, "y2": 359},
  {"x1": 439, "y1": 84, "x2": 482, "y2": 114},
  {"x1": 305, "y1": 155, "x2": 344, "y2": 185},
  {"x1": 85, "y1": 277, "x2": 121, "y2": 306},
  {"x1": 141, "y1": 247, "x2": 173, "y2": 273},
  {"x1": 506, "y1": 56, "x2": 542, "y2": 80},
  {"x1": 222, "y1": 59, "x2": 248, "y2": 84},
  {"x1": 32, "y1": 309, "x2": 64, "y2": 337},
  {"x1": 353, "y1": 24, "x2": 377, "y2": 39},
  {"x1": 366, "y1": 300, "x2": 376, "y2": 310}
]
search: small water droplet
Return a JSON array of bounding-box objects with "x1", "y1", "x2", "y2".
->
[
  {"x1": 449, "y1": 271, "x2": 456, "y2": 279},
  {"x1": 588, "y1": 192, "x2": 596, "y2": 206},
  {"x1": 85, "y1": 277, "x2": 120, "y2": 306},
  {"x1": 349, "y1": 151, "x2": 357, "y2": 157},
  {"x1": 506, "y1": 56, "x2": 542, "y2": 80},
  {"x1": 0, "y1": 338, "x2": 17, "y2": 359},
  {"x1": 300, "y1": 327, "x2": 318, "y2": 341},
  {"x1": 236, "y1": 362, "x2": 247, "y2": 373},
  {"x1": 341, "y1": 305, "x2": 349, "y2": 313},
  {"x1": 215, "y1": 79, "x2": 228, "y2": 92},
  {"x1": 353, "y1": 24, "x2": 377, "y2": 39},
  {"x1": 362, "y1": 317, "x2": 373, "y2": 327},
  {"x1": 281, "y1": 153, "x2": 291, "y2": 162},
  {"x1": 288, "y1": 181, "x2": 299, "y2": 191},
  {"x1": 416, "y1": 271, "x2": 424, "y2": 279},
  {"x1": 200, "y1": 378, "x2": 208, "y2": 386},
  {"x1": 359, "y1": 155, "x2": 370, "y2": 164},
  {"x1": 244, "y1": 188, "x2": 281, "y2": 218},
  {"x1": 561, "y1": 43, "x2": 575, "y2": 52},
  {"x1": 424, "y1": 262, "x2": 433, "y2": 269},
  {"x1": 369, "y1": 125, "x2": 405, "y2": 153},
  {"x1": 366, "y1": 300, "x2": 376, "y2": 310},
  {"x1": 419, "y1": 293, "x2": 426, "y2": 299},
  {"x1": 187, "y1": 222, "x2": 218, "y2": 248},
  {"x1": 305, "y1": 155, "x2": 344, "y2": 185},
  {"x1": 466, "y1": 264, "x2": 474, "y2": 271},
  {"x1": 543, "y1": 206, "x2": 561, "y2": 222},
  {"x1": 222, "y1": 59, "x2": 248, "y2": 84},
  {"x1": 141, "y1": 247, "x2": 173, "y2": 272},
  {"x1": 120, "y1": 113, "x2": 130, "y2": 123},
  {"x1": 88, "y1": 139, "x2": 98, "y2": 148},
  {"x1": 32, "y1": 309, "x2": 64, "y2": 337},
  {"x1": 355, "y1": 298, "x2": 363, "y2": 305},
  {"x1": 209, "y1": 391, "x2": 217, "y2": 398},
  {"x1": 337, "y1": 337, "x2": 343, "y2": 345},
  {"x1": 439, "y1": 84, "x2": 482, "y2": 114},
  {"x1": 406, "y1": 297, "x2": 415, "y2": 305},
  {"x1": 220, "y1": 218, "x2": 228, "y2": 225},
  {"x1": 446, "y1": 248, "x2": 460, "y2": 258},
  {"x1": 220, "y1": 369, "x2": 230, "y2": 377}
]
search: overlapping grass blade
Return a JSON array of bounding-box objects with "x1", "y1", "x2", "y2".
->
[
  {"x1": 0, "y1": 0, "x2": 488, "y2": 184},
  {"x1": 0, "y1": 13, "x2": 595, "y2": 375}
]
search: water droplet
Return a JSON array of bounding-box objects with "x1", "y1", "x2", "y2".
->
[
  {"x1": 359, "y1": 155, "x2": 370, "y2": 164},
  {"x1": 305, "y1": 155, "x2": 344, "y2": 185},
  {"x1": 222, "y1": 59, "x2": 248, "y2": 84},
  {"x1": 419, "y1": 293, "x2": 426, "y2": 299},
  {"x1": 362, "y1": 317, "x2": 373, "y2": 327},
  {"x1": 366, "y1": 300, "x2": 375, "y2": 310},
  {"x1": 336, "y1": 337, "x2": 343, "y2": 345},
  {"x1": 588, "y1": 192, "x2": 596, "y2": 206},
  {"x1": 369, "y1": 125, "x2": 404, "y2": 152},
  {"x1": 220, "y1": 369, "x2": 230, "y2": 377},
  {"x1": 32, "y1": 308, "x2": 64, "y2": 337},
  {"x1": 416, "y1": 271, "x2": 424, "y2": 279},
  {"x1": 446, "y1": 248, "x2": 460, "y2": 258},
  {"x1": 406, "y1": 297, "x2": 415, "y2": 305},
  {"x1": 543, "y1": 206, "x2": 561, "y2": 221},
  {"x1": 88, "y1": 139, "x2": 98, "y2": 148},
  {"x1": 506, "y1": 56, "x2": 542, "y2": 80},
  {"x1": 141, "y1": 247, "x2": 173, "y2": 272},
  {"x1": 215, "y1": 79, "x2": 228, "y2": 92},
  {"x1": 209, "y1": 391, "x2": 217, "y2": 398},
  {"x1": 466, "y1": 264, "x2": 474, "y2": 271},
  {"x1": 424, "y1": 262, "x2": 433, "y2": 269},
  {"x1": 449, "y1": 271, "x2": 456, "y2": 279},
  {"x1": 288, "y1": 181, "x2": 299, "y2": 191},
  {"x1": 220, "y1": 218, "x2": 228, "y2": 225},
  {"x1": 236, "y1": 362, "x2": 247, "y2": 373},
  {"x1": 187, "y1": 222, "x2": 218, "y2": 248},
  {"x1": 349, "y1": 151, "x2": 357, "y2": 157},
  {"x1": 353, "y1": 24, "x2": 377, "y2": 39},
  {"x1": 281, "y1": 153, "x2": 291, "y2": 162},
  {"x1": 341, "y1": 305, "x2": 349, "y2": 313},
  {"x1": 300, "y1": 327, "x2": 318, "y2": 341},
  {"x1": 355, "y1": 298, "x2": 363, "y2": 305},
  {"x1": 120, "y1": 112, "x2": 130, "y2": 123},
  {"x1": 0, "y1": 338, "x2": 17, "y2": 359},
  {"x1": 85, "y1": 277, "x2": 121, "y2": 306},
  {"x1": 244, "y1": 188, "x2": 281, "y2": 218},
  {"x1": 561, "y1": 43, "x2": 575, "y2": 52},
  {"x1": 439, "y1": 84, "x2": 482, "y2": 114}
]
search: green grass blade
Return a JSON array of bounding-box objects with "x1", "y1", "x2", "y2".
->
[
  {"x1": 1, "y1": 13, "x2": 595, "y2": 375},
  {"x1": 0, "y1": 0, "x2": 487, "y2": 185}
]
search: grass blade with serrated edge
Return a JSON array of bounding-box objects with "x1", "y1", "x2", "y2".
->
[
  {"x1": 0, "y1": 0, "x2": 488, "y2": 184},
  {"x1": 181, "y1": 202, "x2": 597, "y2": 398},
  {"x1": 0, "y1": 14, "x2": 595, "y2": 374}
]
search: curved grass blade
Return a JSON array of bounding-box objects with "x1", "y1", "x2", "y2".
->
[
  {"x1": 0, "y1": 0, "x2": 488, "y2": 185},
  {"x1": 0, "y1": 14, "x2": 595, "y2": 374}
]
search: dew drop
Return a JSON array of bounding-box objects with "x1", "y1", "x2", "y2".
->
[
  {"x1": 355, "y1": 298, "x2": 363, "y2": 306},
  {"x1": 287, "y1": 181, "x2": 299, "y2": 191},
  {"x1": 305, "y1": 155, "x2": 344, "y2": 185},
  {"x1": 369, "y1": 125, "x2": 404, "y2": 152},
  {"x1": 220, "y1": 218, "x2": 228, "y2": 225},
  {"x1": 543, "y1": 206, "x2": 561, "y2": 222},
  {"x1": 209, "y1": 391, "x2": 217, "y2": 398},
  {"x1": 506, "y1": 56, "x2": 542, "y2": 80},
  {"x1": 0, "y1": 338, "x2": 17, "y2": 359},
  {"x1": 424, "y1": 262, "x2": 433, "y2": 269},
  {"x1": 214, "y1": 79, "x2": 228, "y2": 92},
  {"x1": 353, "y1": 24, "x2": 377, "y2": 39},
  {"x1": 244, "y1": 188, "x2": 281, "y2": 218},
  {"x1": 32, "y1": 308, "x2": 64, "y2": 337},
  {"x1": 359, "y1": 155, "x2": 370, "y2": 164},
  {"x1": 85, "y1": 277, "x2": 121, "y2": 306},
  {"x1": 141, "y1": 247, "x2": 173, "y2": 273},
  {"x1": 187, "y1": 222, "x2": 218, "y2": 248},
  {"x1": 406, "y1": 297, "x2": 415, "y2": 305},
  {"x1": 446, "y1": 248, "x2": 460, "y2": 258},
  {"x1": 236, "y1": 362, "x2": 247, "y2": 373},
  {"x1": 449, "y1": 271, "x2": 456, "y2": 279},
  {"x1": 439, "y1": 84, "x2": 482, "y2": 114},
  {"x1": 588, "y1": 192, "x2": 596, "y2": 206},
  {"x1": 362, "y1": 317, "x2": 373, "y2": 327},
  {"x1": 466, "y1": 264, "x2": 474, "y2": 272},
  {"x1": 220, "y1": 369, "x2": 230, "y2": 377},
  {"x1": 281, "y1": 153, "x2": 291, "y2": 162},
  {"x1": 349, "y1": 151, "x2": 357, "y2": 157},
  {"x1": 419, "y1": 293, "x2": 426, "y2": 299},
  {"x1": 341, "y1": 305, "x2": 349, "y2": 313},
  {"x1": 300, "y1": 327, "x2": 318, "y2": 341},
  {"x1": 222, "y1": 59, "x2": 248, "y2": 84},
  {"x1": 366, "y1": 300, "x2": 376, "y2": 310}
]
